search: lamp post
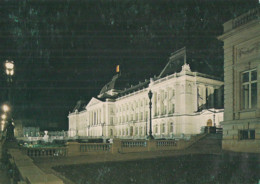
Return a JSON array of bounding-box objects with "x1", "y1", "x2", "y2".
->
[
  {"x1": 4, "y1": 60, "x2": 15, "y2": 141},
  {"x1": 147, "y1": 90, "x2": 154, "y2": 140}
]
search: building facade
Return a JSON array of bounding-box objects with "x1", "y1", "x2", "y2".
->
[
  {"x1": 218, "y1": 7, "x2": 260, "y2": 152},
  {"x1": 68, "y1": 48, "x2": 223, "y2": 139}
]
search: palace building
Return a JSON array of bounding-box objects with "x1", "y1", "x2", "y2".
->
[
  {"x1": 68, "y1": 48, "x2": 224, "y2": 139},
  {"x1": 218, "y1": 7, "x2": 260, "y2": 153}
]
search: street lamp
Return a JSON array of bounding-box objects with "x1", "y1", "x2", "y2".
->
[
  {"x1": 2, "y1": 104, "x2": 10, "y2": 113},
  {"x1": 1, "y1": 121, "x2": 5, "y2": 131},
  {"x1": 1, "y1": 114, "x2": 6, "y2": 120},
  {"x1": 147, "y1": 90, "x2": 154, "y2": 140},
  {"x1": 4, "y1": 60, "x2": 15, "y2": 141}
]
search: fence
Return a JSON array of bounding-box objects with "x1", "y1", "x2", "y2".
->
[
  {"x1": 79, "y1": 143, "x2": 111, "y2": 152},
  {"x1": 22, "y1": 147, "x2": 67, "y2": 157},
  {"x1": 121, "y1": 140, "x2": 148, "y2": 153}
]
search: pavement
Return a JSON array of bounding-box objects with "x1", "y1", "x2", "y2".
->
[{"x1": 0, "y1": 162, "x2": 11, "y2": 184}]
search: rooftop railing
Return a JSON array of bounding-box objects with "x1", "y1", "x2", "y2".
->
[{"x1": 233, "y1": 7, "x2": 260, "y2": 29}]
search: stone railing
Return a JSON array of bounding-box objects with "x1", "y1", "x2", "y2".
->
[
  {"x1": 156, "y1": 140, "x2": 177, "y2": 147},
  {"x1": 233, "y1": 7, "x2": 260, "y2": 29},
  {"x1": 66, "y1": 142, "x2": 112, "y2": 156},
  {"x1": 121, "y1": 140, "x2": 147, "y2": 147},
  {"x1": 79, "y1": 143, "x2": 111, "y2": 152},
  {"x1": 23, "y1": 147, "x2": 67, "y2": 157},
  {"x1": 20, "y1": 133, "x2": 207, "y2": 157}
]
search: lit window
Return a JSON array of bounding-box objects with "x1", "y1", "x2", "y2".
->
[{"x1": 242, "y1": 69, "x2": 257, "y2": 109}]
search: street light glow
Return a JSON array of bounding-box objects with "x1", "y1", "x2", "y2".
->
[
  {"x1": 1, "y1": 114, "x2": 7, "y2": 120},
  {"x1": 10, "y1": 70, "x2": 14, "y2": 76},
  {"x1": 5, "y1": 60, "x2": 14, "y2": 76},
  {"x1": 1, "y1": 120, "x2": 5, "y2": 124},
  {"x1": 5, "y1": 60, "x2": 14, "y2": 70},
  {"x1": 2, "y1": 104, "x2": 10, "y2": 112}
]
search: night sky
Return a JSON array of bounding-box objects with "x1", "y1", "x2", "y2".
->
[{"x1": 0, "y1": 0, "x2": 258, "y2": 130}]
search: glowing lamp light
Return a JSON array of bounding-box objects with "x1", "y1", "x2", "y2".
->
[
  {"x1": 5, "y1": 60, "x2": 14, "y2": 76},
  {"x1": 2, "y1": 104, "x2": 10, "y2": 112},
  {"x1": 1, "y1": 114, "x2": 6, "y2": 120},
  {"x1": 1, "y1": 120, "x2": 5, "y2": 124},
  {"x1": 5, "y1": 61, "x2": 14, "y2": 70}
]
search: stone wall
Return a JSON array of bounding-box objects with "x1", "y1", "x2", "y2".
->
[{"x1": 8, "y1": 149, "x2": 64, "y2": 184}]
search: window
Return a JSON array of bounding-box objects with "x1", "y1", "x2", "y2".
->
[
  {"x1": 135, "y1": 127, "x2": 138, "y2": 135},
  {"x1": 172, "y1": 104, "x2": 175, "y2": 113},
  {"x1": 242, "y1": 69, "x2": 257, "y2": 109},
  {"x1": 162, "y1": 124, "x2": 165, "y2": 133},
  {"x1": 239, "y1": 130, "x2": 255, "y2": 140},
  {"x1": 170, "y1": 123, "x2": 174, "y2": 132},
  {"x1": 155, "y1": 125, "x2": 158, "y2": 134}
]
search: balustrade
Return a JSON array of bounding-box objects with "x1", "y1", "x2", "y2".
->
[
  {"x1": 233, "y1": 7, "x2": 260, "y2": 29},
  {"x1": 25, "y1": 147, "x2": 67, "y2": 157},
  {"x1": 156, "y1": 140, "x2": 177, "y2": 147},
  {"x1": 122, "y1": 140, "x2": 147, "y2": 147},
  {"x1": 79, "y1": 143, "x2": 111, "y2": 152}
]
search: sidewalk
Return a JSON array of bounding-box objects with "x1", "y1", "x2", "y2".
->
[{"x1": 0, "y1": 162, "x2": 11, "y2": 184}]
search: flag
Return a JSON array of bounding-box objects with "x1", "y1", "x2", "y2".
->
[{"x1": 116, "y1": 65, "x2": 120, "y2": 73}]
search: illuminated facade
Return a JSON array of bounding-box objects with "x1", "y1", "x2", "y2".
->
[
  {"x1": 68, "y1": 48, "x2": 223, "y2": 139},
  {"x1": 218, "y1": 7, "x2": 260, "y2": 152}
]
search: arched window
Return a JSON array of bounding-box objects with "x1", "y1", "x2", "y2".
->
[
  {"x1": 207, "y1": 119, "x2": 213, "y2": 127},
  {"x1": 170, "y1": 122, "x2": 174, "y2": 133}
]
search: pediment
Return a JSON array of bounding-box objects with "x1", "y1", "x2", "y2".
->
[{"x1": 86, "y1": 97, "x2": 102, "y2": 108}]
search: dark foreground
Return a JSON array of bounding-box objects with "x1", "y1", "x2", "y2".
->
[{"x1": 53, "y1": 153, "x2": 260, "y2": 184}]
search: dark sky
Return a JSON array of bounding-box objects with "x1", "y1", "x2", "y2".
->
[{"x1": 0, "y1": 0, "x2": 258, "y2": 130}]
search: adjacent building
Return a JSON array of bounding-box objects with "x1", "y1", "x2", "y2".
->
[
  {"x1": 68, "y1": 48, "x2": 224, "y2": 139},
  {"x1": 218, "y1": 7, "x2": 260, "y2": 152}
]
